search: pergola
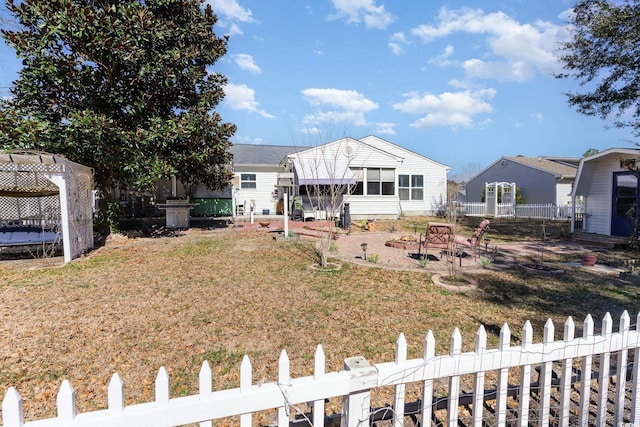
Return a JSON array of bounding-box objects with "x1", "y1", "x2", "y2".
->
[{"x1": 0, "y1": 151, "x2": 94, "y2": 263}]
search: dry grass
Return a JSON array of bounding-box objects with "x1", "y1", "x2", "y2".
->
[{"x1": 1, "y1": 218, "x2": 640, "y2": 422}]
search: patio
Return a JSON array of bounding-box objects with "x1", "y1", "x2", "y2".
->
[{"x1": 228, "y1": 216, "x2": 628, "y2": 276}]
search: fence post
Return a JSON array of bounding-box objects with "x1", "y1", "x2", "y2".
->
[{"x1": 341, "y1": 356, "x2": 377, "y2": 427}]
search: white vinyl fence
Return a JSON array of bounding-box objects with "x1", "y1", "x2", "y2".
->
[
  {"x1": 3, "y1": 311, "x2": 640, "y2": 427},
  {"x1": 458, "y1": 203, "x2": 582, "y2": 220}
]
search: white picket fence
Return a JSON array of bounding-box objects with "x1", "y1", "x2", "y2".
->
[
  {"x1": 458, "y1": 203, "x2": 581, "y2": 220},
  {"x1": 3, "y1": 311, "x2": 640, "y2": 427}
]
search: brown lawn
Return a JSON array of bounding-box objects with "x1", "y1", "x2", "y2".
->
[{"x1": 1, "y1": 216, "x2": 639, "y2": 423}]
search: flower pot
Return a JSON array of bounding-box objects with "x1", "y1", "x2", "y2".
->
[{"x1": 581, "y1": 253, "x2": 597, "y2": 266}]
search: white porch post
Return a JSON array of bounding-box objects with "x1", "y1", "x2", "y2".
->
[
  {"x1": 45, "y1": 174, "x2": 72, "y2": 263},
  {"x1": 284, "y1": 192, "x2": 289, "y2": 237}
]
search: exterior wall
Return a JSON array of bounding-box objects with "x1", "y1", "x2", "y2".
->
[
  {"x1": 234, "y1": 171, "x2": 279, "y2": 215},
  {"x1": 344, "y1": 195, "x2": 400, "y2": 220},
  {"x1": 466, "y1": 160, "x2": 558, "y2": 204},
  {"x1": 555, "y1": 181, "x2": 573, "y2": 206},
  {"x1": 358, "y1": 136, "x2": 449, "y2": 215},
  {"x1": 583, "y1": 157, "x2": 617, "y2": 235}
]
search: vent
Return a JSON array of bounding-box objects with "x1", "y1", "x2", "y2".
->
[{"x1": 344, "y1": 144, "x2": 354, "y2": 158}]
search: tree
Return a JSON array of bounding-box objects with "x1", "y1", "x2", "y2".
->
[
  {"x1": 0, "y1": 0, "x2": 236, "y2": 223},
  {"x1": 557, "y1": 0, "x2": 640, "y2": 136},
  {"x1": 583, "y1": 148, "x2": 599, "y2": 157},
  {"x1": 290, "y1": 135, "x2": 354, "y2": 268}
]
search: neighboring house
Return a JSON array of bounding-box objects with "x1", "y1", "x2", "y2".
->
[
  {"x1": 572, "y1": 147, "x2": 640, "y2": 237},
  {"x1": 229, "y1": 144, "x2": 305, "y2": 216},
  {"x1": 283, "y1": 135, "x2": 450, "y2": 219},
  {"x1": 465, "y1": 156, "x2": 579, "y2": 206}
]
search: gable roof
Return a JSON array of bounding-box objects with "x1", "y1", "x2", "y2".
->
[
  {"x1": 289, "y1": 136, "x2": 402, "y2": 164},
  {"x1": 505, "y1": 156, "x2": 577, "y2": 178},
  {"x1": 230, "y1": 144, "x2": 303, "y2": 166},
  {"x1": 358, "y1": 135, "x2": 451, "y2": 170}
]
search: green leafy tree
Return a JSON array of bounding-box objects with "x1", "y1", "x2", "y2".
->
[
  {"x1": 0, "y1": 0, "x2": 236, "y2": 221},
  {"x1": 583, "y1": 148, "x2": 599, "y2": 157},
  {"x1": 557, "y1": 0, "x2": 640, "y2": 135}
]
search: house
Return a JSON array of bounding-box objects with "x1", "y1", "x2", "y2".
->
[
  {"x1": 228, "y1": 144, "x2": 305, "y2": 216},
  {"x1": 465, "y1": 156, "x2": 579, "y2": 206},
  {"x1": 572, "y1": 148, "x2": 640, "y2": 237},
  {"x1": 282, "y1": 135, "x2": 450, "y2": 219}
]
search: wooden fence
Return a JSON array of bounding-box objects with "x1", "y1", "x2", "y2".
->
[
  {"x1": 457, "y1": 203, "x2": 582, "y2": 220},
  {"x1": 3, "y1": 311, "x2": 640, "y2": 426}
]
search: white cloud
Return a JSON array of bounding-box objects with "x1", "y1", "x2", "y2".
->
[
  {"x1": 207, "y1": 0, "x2": 253, "y2": 22},
  {"x1": 375, "y1": 122, "x2": 396, "y2": 135},
  {"x1": 301, "y1": 88, "x2": 378, "y2": 126},
  {"x1": 388, "y1": 42, "x2": 403, "y2": 56},
  {"x1": 530, "y1": 112, "x2": 544, "y2": 122},
  {"x1": 388, "y1": 32, "x2": 408, "y2": 55},
  {"x1": 409, "y1": 7, "x2": 568, "y2": 82},
  {"x1": 224, "y1": 83, "x2": 275, "y2": 119},
  {"x1": 233, "y1": 54, "x2": 261, "y2": 74},
  {"x1": 329, "y1": 0, "x2": 396, "y2": 29},
  {"x1": 206, "y1": 0, "x2": 254, "y2": 35},
  {"x1": 233, "y1": 135, "x2": 265, "y2": 144},
  {"x1": 463, "y1": 58, "x2": 534, "y2": 82},
  {"x1": 393, "y1": 89, "x2": 496, "y2": 129},
  {"x1": 428, "y1": 44, "x2": 455, "y2": 66}
]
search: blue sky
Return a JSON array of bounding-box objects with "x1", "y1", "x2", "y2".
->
[{"x1": 1, "y1": 1, "x2": 637, "y2": 178}]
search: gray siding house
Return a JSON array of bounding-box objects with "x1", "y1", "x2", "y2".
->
[{"x1": 465, "y1": 156, "x2": 578, "y2": 206}]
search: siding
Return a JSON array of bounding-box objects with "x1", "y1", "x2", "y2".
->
[
  {"x1": 359, "y1": 136, "x2": 449, "y2": 215},
  {"x1": 584, "y1": 157, "x2": 616, "y2": 235},
  {"x1": 466, "y1": 160, "x2": 558, "y2": 204},
  {"x1": 555, "y1": 182, "x2": 573, "y2": 206},
  {"x1": 344, "y1": 195, "x2": 400, "y2": 219},
  {"x1": 234, "y1": 172, "x2": 279, "y2": 215}
]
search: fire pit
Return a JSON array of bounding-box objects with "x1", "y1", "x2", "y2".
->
[{"x1": 385, "y1": 235, "x2": 420, "y2": 250}]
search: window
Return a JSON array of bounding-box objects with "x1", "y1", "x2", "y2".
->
[
  {"x1": 349, "y1": 168, "x2": 394, "y2": 196},
  {"x1": 240, "y1": 174, "x2": 256, "y2": 189},
  {"x1": 367, "y1": 168, "x2": 395, "y2": 195},
  {"x1": 350, "y1": 168, "x2": 363, "y2": 195},
  {"x1": 399, "y1": 174, "x2": 424, "y2": 200}
]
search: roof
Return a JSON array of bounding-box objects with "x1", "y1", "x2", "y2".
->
[
  {"x1": 358, "y1": 135, "x2": 451, "y2": 170},
  {"x1": 573, "y1": 148, "x2": 640, "y2": 196},
  {"x1": 505, "y1": 156, "x2": 577, "y2": 178},
  {"x1": 230, "y1": 144, "x2": 304, "y2": 166}
]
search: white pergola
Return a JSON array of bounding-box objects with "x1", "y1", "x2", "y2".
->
[
  {"x1": 0, "y1": 151, "x2": 94, "y2": 263},
  {"x1": 485, "y1": 181, "x2": 516, "y2": 217}
]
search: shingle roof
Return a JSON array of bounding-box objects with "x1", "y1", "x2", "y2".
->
[
  {"x1": 229, "y1": 144, "x2": 304, "y2": 166},
  {"x1": 506, "y1": 156, "x2": 577, "y2": 177}
]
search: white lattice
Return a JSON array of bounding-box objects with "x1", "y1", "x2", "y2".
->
[{"x1": 0, "y1": 151, "x2": 94, "y2": 262}]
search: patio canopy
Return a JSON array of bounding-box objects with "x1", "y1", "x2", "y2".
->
[{"x1": 293, "y1": 157, "x2": 356, "y2": 186}]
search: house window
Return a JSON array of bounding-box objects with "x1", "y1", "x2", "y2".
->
[
  {"x1": 240, "y1": 174, "x2": 256, "y2": 189},
  {"x1": 399, "y1": 174, "x2": 424, "y2": 200},
  {"x1": 367, "y1": 168, "x2": 395, "y2": 195},
  {"x1": 350, "y1": 168, "x2": 364, "y2": 195}
]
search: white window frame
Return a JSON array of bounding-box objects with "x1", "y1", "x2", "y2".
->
[
  {"x1": 399, "y1": 174, "x2": 424, "y2": 200},
  {"x1": 240, "y1": 173, "x2": 257, "y2": 189}
]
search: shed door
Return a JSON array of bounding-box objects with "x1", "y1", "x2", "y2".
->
[{"x1": 611, "y1": 171, "x2": 638, "y2": 237}]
